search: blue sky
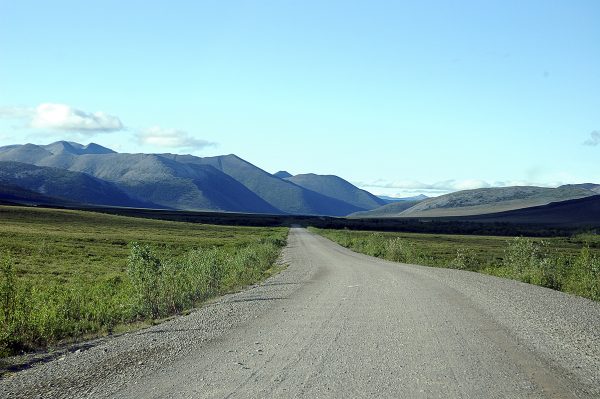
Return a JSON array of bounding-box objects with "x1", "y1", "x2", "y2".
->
[{"x1": 1, "y1": 1, "x2": 598, "y2": 197}]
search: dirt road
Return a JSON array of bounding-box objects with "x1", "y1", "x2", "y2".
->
[{"x1": 2, "y1": 227, "x2": 599, "y2": 398}]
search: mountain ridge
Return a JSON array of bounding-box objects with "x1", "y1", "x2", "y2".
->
[
  {"x1": 396, "y1": 185, "x2": 599, "y2": 217},
  {"x1": 284, "y1": 173, "x2": 386, "y2": 210},
  {"x1": 0, "y1": 161, "x2": 156, "y2": 208},
  {"x1": 0, "y1": 142, "x2": 367, "y2": 215},
  {"x1": 1, "y1": 141, "x2": 597, "y2": 219}
]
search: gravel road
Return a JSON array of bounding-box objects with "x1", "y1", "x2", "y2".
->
[{"x1": 2, "y1": 227, "x2": 599, "y2": 398}]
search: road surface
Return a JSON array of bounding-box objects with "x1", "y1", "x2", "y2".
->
[{"x1": 2, "y1": 227, "x2": 599, "y2": 398}]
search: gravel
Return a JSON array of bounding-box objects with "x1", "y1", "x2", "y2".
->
[{"x1": 1, "y1": 227, "x2": 599, "y2": 398}]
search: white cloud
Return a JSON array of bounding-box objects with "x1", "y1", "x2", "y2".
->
[
  {"x1": 0, "y1": 103, "x2": 123, "y2": 133},
  {"x1": 136, "y1": 126, "x2": 216, "y2": 151},
  {"x1": 30, "y1": 103, "x2": 123, "y2": 132},
  {"x1": 454, "y1": 179, "x2": 491, "y2": 190},
  {"x1": 584, "y1": 130, "x2": 600, "y2": 146},
  {"x1": 356, "y1": 179, "x2": 478, "y2": 192},
  {"x1": 356, "y1": 178, "x2": 559, "y2": 197}
]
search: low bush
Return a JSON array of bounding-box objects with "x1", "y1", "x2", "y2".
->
[
  {"x1": 564, "y1": 245, "x2": 600, "y2": 300},
  {"x1": 312, "y1": 228, "x2": 600, "y2": 302},
  {"x1": 0, "y1": 235, "x2": 285, "y2": 357},
  {"x1": 450, "y1": 247, "x2": 478, "y2": 270}
]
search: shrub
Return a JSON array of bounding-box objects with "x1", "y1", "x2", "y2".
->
[
  {"x1": 0, "y1": 253, "x2": 16, "y2": 332},
  {"x1": 1, "y1": 237, "x2": 286, "y2": 357},
  {"x1": 312, "y1": 228, "x2": 600, "y2": 302},
  {"x1": 384, "y1": 237, "x2": 406, "y2": 262},
  {"x1": 127, "y1": 243, "x2": 162, "y2": 318},
  {"x1": 565, "y1": 246, "x2": 600, "y2": 300},
  {"x1": 363, "y1": 233, "x2": 385, "y2": 257},
  {"x1": 384, "y1": 237, "x2": 425, "y2": 264},
  {"x1": 538, "y1": 255, "x2": 565, "y2": 291},
  {"x1": 502, "y1": 237, "x2": 548, "y2": 284},
  {"x1": 450, "y1": 247, "x2": 478, "y2": 270},
  {"x1": 0, "y1": 253, "x2": 17, "y2": 355}
]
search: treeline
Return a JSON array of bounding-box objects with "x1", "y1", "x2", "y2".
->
[{"x1": 75, "y1": 205, "x2": 598, "y2": 238}]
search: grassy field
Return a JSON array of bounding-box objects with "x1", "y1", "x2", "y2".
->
[
  {"x1": 311, "y1": 228, "x2": 600, "y2": 301},
  {"x1": 0, "y1": 206, "x2": 288, "y2": 357}
]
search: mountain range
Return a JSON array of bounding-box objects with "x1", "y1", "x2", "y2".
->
[
  {"x1": 0, "y1": 141, "x2": 598, "y2": 221},
  {"x1": 0, "y1": 142, "x2": 381, "y2": 216}
]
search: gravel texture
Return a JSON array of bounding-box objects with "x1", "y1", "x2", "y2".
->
[{"x1": 1, "y1": 227, "x2": 599, "y2": 398}]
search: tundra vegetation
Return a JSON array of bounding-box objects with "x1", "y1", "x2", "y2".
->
[
  {"x1": 311, "y1": 228, "x2": 600, "y2": 301},
  {"x1": 0, "y1": 206, "x2": 287, "y2": 357}
]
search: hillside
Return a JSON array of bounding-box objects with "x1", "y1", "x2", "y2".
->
[
  {"x1": 0, "y1": 161, "x2": 154, "y2": 207},
  {"x1": 0, "y1": 142, "x2": 365, "y2": 215},
  {"x1": 3, "y1": 141, "x2": 596, "y2": 219},
  {"x1": 398, "y1": 185, "x2": 598, "y2": 217},
  {"x1": 378, "y1": 194, "x2": 429, "y2": 203},
  {"x1": 7, "y1": 150, "x2": 281, "y2": 213},
  {"x1": 348, "y1": 200, "x2": 422, "y2": 218},
  {"x1": 560, "y1": 183, "x2": 600, "y2": 195},
  {"x1": 164, "y1": 154, "x2": 364, "y2": 215},
  {"x1": 0, "y1": 183, "x2": 72, "y2": 206},
  {"x1": 273, "y1": 171, "x2": 292, "y2": 178},
  {"x1": 42, "y1": 141, "x2": 116, "y2": 155},
  {"x1": 284, "y1": 173, "x2": 386, "y2": 210},
  {"x1": 463, "y1": 195, "x2": 600, "y2": 226}
]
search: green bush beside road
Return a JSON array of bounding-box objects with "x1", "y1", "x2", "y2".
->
[
  {"x1": 312, "y1": 228, "x2": 600, "y2": 301},
  {"x1": 0, "y1": 206, "x2": 287, "y2": 357}
]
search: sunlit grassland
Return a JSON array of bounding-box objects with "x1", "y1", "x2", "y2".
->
[
  {"x1": 0, "y1": 206, "x2": 282, "y2": 284},
  {"x1": 0, "y1": 206, "x2": 288, "y2": 357}
]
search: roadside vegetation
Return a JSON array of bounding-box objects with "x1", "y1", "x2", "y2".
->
[
  {"x1": 0, "y1": 206, "x2": 287, "y2": 358},
  {"x1": 311, "y1": 228, "x2": 600, "y2": 301}
]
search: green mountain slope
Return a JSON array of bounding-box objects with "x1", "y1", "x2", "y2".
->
[
  {"x1": 284, "y1": 173, "x2": 386, "y2": 210},
  {"x1": 0, "y1": 161, "x2": 152, "y2": 207},
  {"x1": 165, "y1": 154, "x2": 364, "y2": 216},
  {"x1": 464, "y1": 195, "x2": 600, "y2": 226},
  {"x1": 0, "y1": 183, "x2": 73, "y2": 206},
  {"x1": 399, "y1": 186, "x2": 598, "y2": 217},
  {"x1": 0, "y1": 144, "x2": 280, "y2": 212},
  {"x1": 0, "y1": 143, "x2": 366, "y2": 215},
  {"x1": 348, "y1": 200, "x2": 422, "y2": 218}
]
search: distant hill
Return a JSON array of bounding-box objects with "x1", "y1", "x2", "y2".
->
[
  {"x1": 284, "y1": 173, "x2": 386, "y2": 210},
  {"x1": 42, "y1": 141, "x2": 116, "y2": 155},
  {"x1": 378, "y1": 194, "x2": 429, "y2": 203},
  {"x1": 0, "y1": 182, "x2": 73, "y2": 206},
  {"x1": 397, "y1": 186, "x2": 598, "y2": 217},
  {"x1": 273, "y1": 171, "x2": 292, "y2": 178},
  {"x1": 0, "y1": 161, "x2": 154, "y2": 207},
  {"x1": 0, "y1": 142, "x2": 369, "y2": 215},
  {"x1": 3, "y1": 141, "x2": 596, "y2": 219},
  {"x1": 463, "y1": 195, "x2": 600, "y2": 226},
  {"x1": 164, "y1": 154, "x2": 365, "y2": 215},
  {"x1": 0, "y1": 149, "x2": 280, "y2": 213},
  {"x1": 348, "y1": 200, "x2": 422, "y2": 218},
  {"x1": 560, "y1": 183, "x2": 600, "y2": 195}
]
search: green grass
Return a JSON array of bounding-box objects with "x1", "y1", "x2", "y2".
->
[
  {"x1": 311, "y1": 227, "x2": 600, "y2": 301},
  {"x1": 0, "y1": 206, "x2": 288, "y2": 357}
]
